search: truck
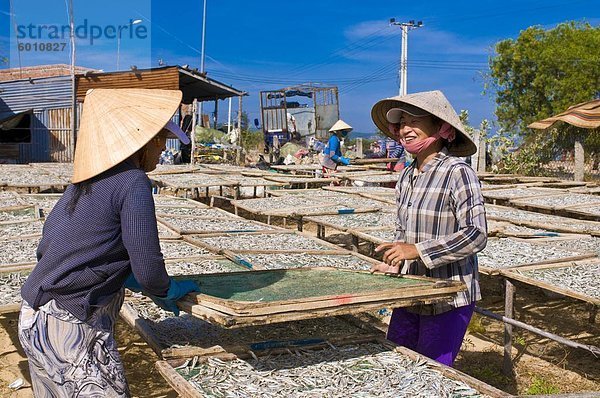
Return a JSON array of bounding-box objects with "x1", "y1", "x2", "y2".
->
[{"x1": 259, "y1": 84, "x2": 339, "y2": 160}]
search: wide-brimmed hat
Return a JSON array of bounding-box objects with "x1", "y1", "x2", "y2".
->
[
  {"x1": 329, "y1": 119, "x2": 353, "y2": 133},
  {"x1": 371, "y1": 90, "x2": 476, "y2": 157},
  {"x1": 72, "y1": 88, "x2": 189, "y2": 183}
]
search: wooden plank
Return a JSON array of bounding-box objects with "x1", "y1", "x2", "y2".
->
[
  {"x1": 155, "y1": 360, "x2": 203, "y2": 398},
  {"x1": 119, "y1": 302, "x2": 165, "y2": 358},
  {"x1": 179, "y1": 294, "x2": 455, "y2": 328},
  {"x1": 0, "y1": 303, "x2": 21, "y2": 314}
]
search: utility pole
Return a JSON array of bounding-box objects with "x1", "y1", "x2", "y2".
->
[
  {"x1": 198, "y1": 0, "x2": 207, "y2": 127},
  {"x1": 389, "y1": 19, "x2": 423, "y2": 96}
]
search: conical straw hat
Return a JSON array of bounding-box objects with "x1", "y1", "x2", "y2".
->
[
  {"x1": 371, "y1": 90, "x2": 476, "y2": 157},
  {"x1": 329, "y1": 119, "x2": 353, "y2": 133},
  {"x1": 72, "y1": 88, "x2": 183, "y2": 183}
]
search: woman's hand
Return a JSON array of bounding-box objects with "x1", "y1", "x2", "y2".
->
[
  {"x1": 369, "y1": 261, "x2": 400, "y2": 274},
  {"x1": 374, "y1": 242, "x2": 419, "y2": 266}
]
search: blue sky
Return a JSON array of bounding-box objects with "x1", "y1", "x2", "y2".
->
[{"x1": 2, "y1": 0, "x2": 599, "y2": 135}]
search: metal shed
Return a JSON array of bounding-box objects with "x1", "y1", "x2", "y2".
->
[
  {"x1": 0, "y1": 75, "x2": 76, "y2": 163},
  {"x1": 0, "y1": 65, "x2": 246, "y2": 164}
]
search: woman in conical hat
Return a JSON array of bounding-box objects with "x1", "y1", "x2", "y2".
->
[
  {"x1": 320, "y1": 119, "x2": 353, "y2": 172},
  {"x1": 19, "y1": 88, "x2": 200, "y2": 397},
  {"x1": 370, "y1": 90, "x2": 487, "y2": 367}
]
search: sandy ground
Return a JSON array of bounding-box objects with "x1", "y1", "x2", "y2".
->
[{"x1": 1, "y1": 217, "x2": 598, "y2": 396}]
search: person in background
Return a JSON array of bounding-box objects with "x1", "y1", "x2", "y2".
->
[
  {"x1": 372, "y1": 137, "x2": 406, "y2": 172},
  {"x1": 19, "y1": 88, "x2": 200, "y2": 397},
  {"x1": 320, "y1": 119, "x2": 353, "y2": 175},
  {"x1": 370, "y1": 90, "x2": 487, "y2": 367}
]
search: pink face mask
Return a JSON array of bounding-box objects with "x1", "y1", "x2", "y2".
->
[{"x1": 400, "y1": 122, "x2": 456, "y2": 155}]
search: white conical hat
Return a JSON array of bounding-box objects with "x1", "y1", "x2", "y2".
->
[
  {"x1": 371, "y1": 90, "x2": 476, "y2": 157},
  {"x1": 329, "y1": 119, "x2": 353, "y2": 133},
  {"x1": 72, "y1": 88, "x2": 183, "y2": 183}
]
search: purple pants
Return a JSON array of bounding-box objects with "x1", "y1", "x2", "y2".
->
[{"x1": 386, "y1": 303, "x2": 475, "y2": 367}]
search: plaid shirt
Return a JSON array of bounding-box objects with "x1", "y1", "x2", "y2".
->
[{"x1": 395, "y1": 148, "x2": 487, "y2": 314}]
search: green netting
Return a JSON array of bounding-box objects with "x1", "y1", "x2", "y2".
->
[{"x1": 177, "y1": 269, "x2": 425, "y2": 302}]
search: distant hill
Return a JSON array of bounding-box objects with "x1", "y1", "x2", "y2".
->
[{"x1": 348, "y1": 131, "x2": 382, "y2": 140}]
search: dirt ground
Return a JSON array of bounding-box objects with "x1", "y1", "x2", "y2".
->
[{"x1": 1, "y1": 219, "x2": 598, "y2": 397}]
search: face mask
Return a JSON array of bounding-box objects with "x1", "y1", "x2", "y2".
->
[{"x1": 400, "y1": 122, "x2": 455, "y2": 155}]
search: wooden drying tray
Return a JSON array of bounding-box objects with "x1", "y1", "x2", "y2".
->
[
  {"x1": 484, "y1": 204, "x2": 600, "y2": 236},
  {"x1": 352, "y1": 157, "x2": 399, "y2": 165},
  {"x1": 155, "y1": 335, "x2": 509, "y2": 398},
  {"x1": 0, "y1": 204, "x2": 40, "y2": 220},
  {"x1": 177, "y1": 267, "x2": 466, "y2": 328},
  {"x1": 499, "y1": 258, "x2": 600, "y2": 306},
  {"x1": 183, "y1": 230, "x2": 348, "y2": 255},
  {"x1": 262, "y1": 175, "x2": 340, "y2": 186},
  {"x1": 157, "y1": 215, "x2": 282, "y2": 235},
  {"x1": 482, "y1": 187, "x2": 566, "y2": 202},
  {"x1": 560, "y1": 203, "x2": 600, "y2": 222},
  {"x1": 0, "y1": 266, "x2": 32, "y2": 314}
]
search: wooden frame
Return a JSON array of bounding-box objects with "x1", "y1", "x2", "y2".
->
[
  {"x1": 499, "y1": 259, "x2": 600, "y2": 306},
  {"x1": 183, "y1": 230, "x2": 347, "y2": 255},
  {"x1": 157, "y1": 215, "x2": 282, "y2": 235},
  {"x1": 177, "y1": 267, "x2": 465, "y2": 328},
  {"x1": 154, "y1": 336, "x2": 509, "y2": 398}
]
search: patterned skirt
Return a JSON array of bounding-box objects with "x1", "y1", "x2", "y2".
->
[{"x1": 18, "y1": 290, "x2": 130, "y2": 397}]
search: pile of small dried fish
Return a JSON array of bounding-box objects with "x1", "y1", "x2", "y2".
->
[
  {"x1": 478, "y1": 238, "x2": 586, "y2": 269},
  {"x1": 157, "y1": 223, "x2": 179, "y2": 240},
  {"x1": 153, "y1": 195, "x2": 198, "y2": 206},
  {"x1": 165, "y1": 258, "x2": 246, "y2": 276},
  {"x1": 160, "y1": 241, "x2": 211, "y2": 259},
  {"x1": 360, "y1": 229, "x2": 396, "y2": 243},
  {"x1": 152, "y1": 174, "x2": 236, "y2": 189},
  {"x1": 482, "y1": 187, "x2": 558, "y2": 200},
  {"x1": 536, "y1": 236, "x2": 600, "y2": 256},
  {"x1": 194, "y1": 233, "x2": 334, "y2": 252},
  {"x1": 307, "y1": 213, "x2": 395, "y2": 230},
  {"x1": 0, "y1": 192, "x2": 24, "y2": 208},
  {"x1": 129, "y1": 298, "x2": 365, "y2": 349},
  {"x1": 513, "y1": 193, "x2": 600, "y2": 208},
  {"x1": 0, "y1": 271, "x2": 28, "y2": 306},
  {"x1": 235, "y1": 196, "x2": 332, "y2": 213},
  {"x1": 160, "y1": 216, "x2": 273, "y2": 234},
  {"x1": 0, "y1": 171, "x2": 70, "y2": 187},
  {"x1": 517, "y1": 262, "x2": 600, "y2": 299},
  {"x1": 0, "y1": 207, "x2": 38, "y2": 223},
  {"x1": 177, "y1": 342, "x2": 484, "y2": 397},
  {"x1": 238, "y1": 253, "x2": 373, "y2": 271},
  {"x1": 0, "y1": 220, "x2": 44, "y2": 239},
  {"x1": 156, "y1": 207, "x2": 233, "y2": 218},
  {"x1": 350, "y1": 174, "x2": 400, "y2": 183},
  {"x1": 485, "y1": 205, "x2": 600, "y2": 234},
  {"x1": 0, "y1": 236, "x2": 41, "y2": 266}
]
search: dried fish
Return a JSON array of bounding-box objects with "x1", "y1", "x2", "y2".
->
[
  {"x1": 517, "y1": 262, "x2": 600, "y2": 299},
  {"x1": 176, "y1": 342, "x2": 485, "y2": 397},
  {"x1": 192, "y1": 233, "x2": 334, "y2": 252},
  {"x1": 513, "y1": 193, "x2": 600, "y2": 208},
  {"x1": 238, "y1": 253, "x2": 373, "y2": 271},
  {"x1": 160, "y1": 216, "x2": 273, "y2": 234},
  {"x1": 0, "y1": 206, "x2": 38, "y2": 222},
  {"x1": 307, "y1": 213, "x2": 395, "y2": 230},
  {"x1": 160, "y1": 240, "x2": 211, "y2": 259},
  {"x1": 0, "y1": 191, "x2": 25, "y2": 208},
  {"x1": 0, "y1": 271, "x2": 28, "y2": 306},
  {"x1": 165, "y1": 258, "x2": 247, "y2": 276},
  {"x1": 0, "y1": 236, "x2": 40, "y2": 266},
  {"x1": 0, "y1": 220, "x2": 44, "y2": 239},
  {"x1": 478, "y1": 238, "x2": 586, "y2": 269},
  {"x1": 128, "y1": 298, "x2": 369, "y2": 351}
]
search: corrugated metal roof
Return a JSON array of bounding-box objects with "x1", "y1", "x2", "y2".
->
[{"x1": 0, "y1": 75, "x2": 73, "y2": 114}]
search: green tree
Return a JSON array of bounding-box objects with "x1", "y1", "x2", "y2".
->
[
  {"x1": 488, "y1": 22, "x2": 600, "y2": 135},
  {"x1": 487, "y1": 22, "x2": 600, "y2": 175}
]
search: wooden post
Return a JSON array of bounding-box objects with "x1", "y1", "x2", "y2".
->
[
  {"x1": 213, "y1": 97, "x2": 218, "y2": 129},
  {"x1": 472, "y1": 129, "x2": 480, "y2": 172},
  {"x1": 191, "y1": 99, "x2": 197, "y2": 165},
  {"x1": 478, "y1": 136, "x2": 487, "y2": 173},
  {"x1": 236, "y1": 95, "x2": 243, "y2": 165},
  {"x1": 574, "y1": 138, "x2": 585, "y2": 182},
  {"x1": 356, "y1": 138, "x2": 363, "y2": 158},
  {"x1": 503, "y1": 278, "x2": 515, "y2": 376}
]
